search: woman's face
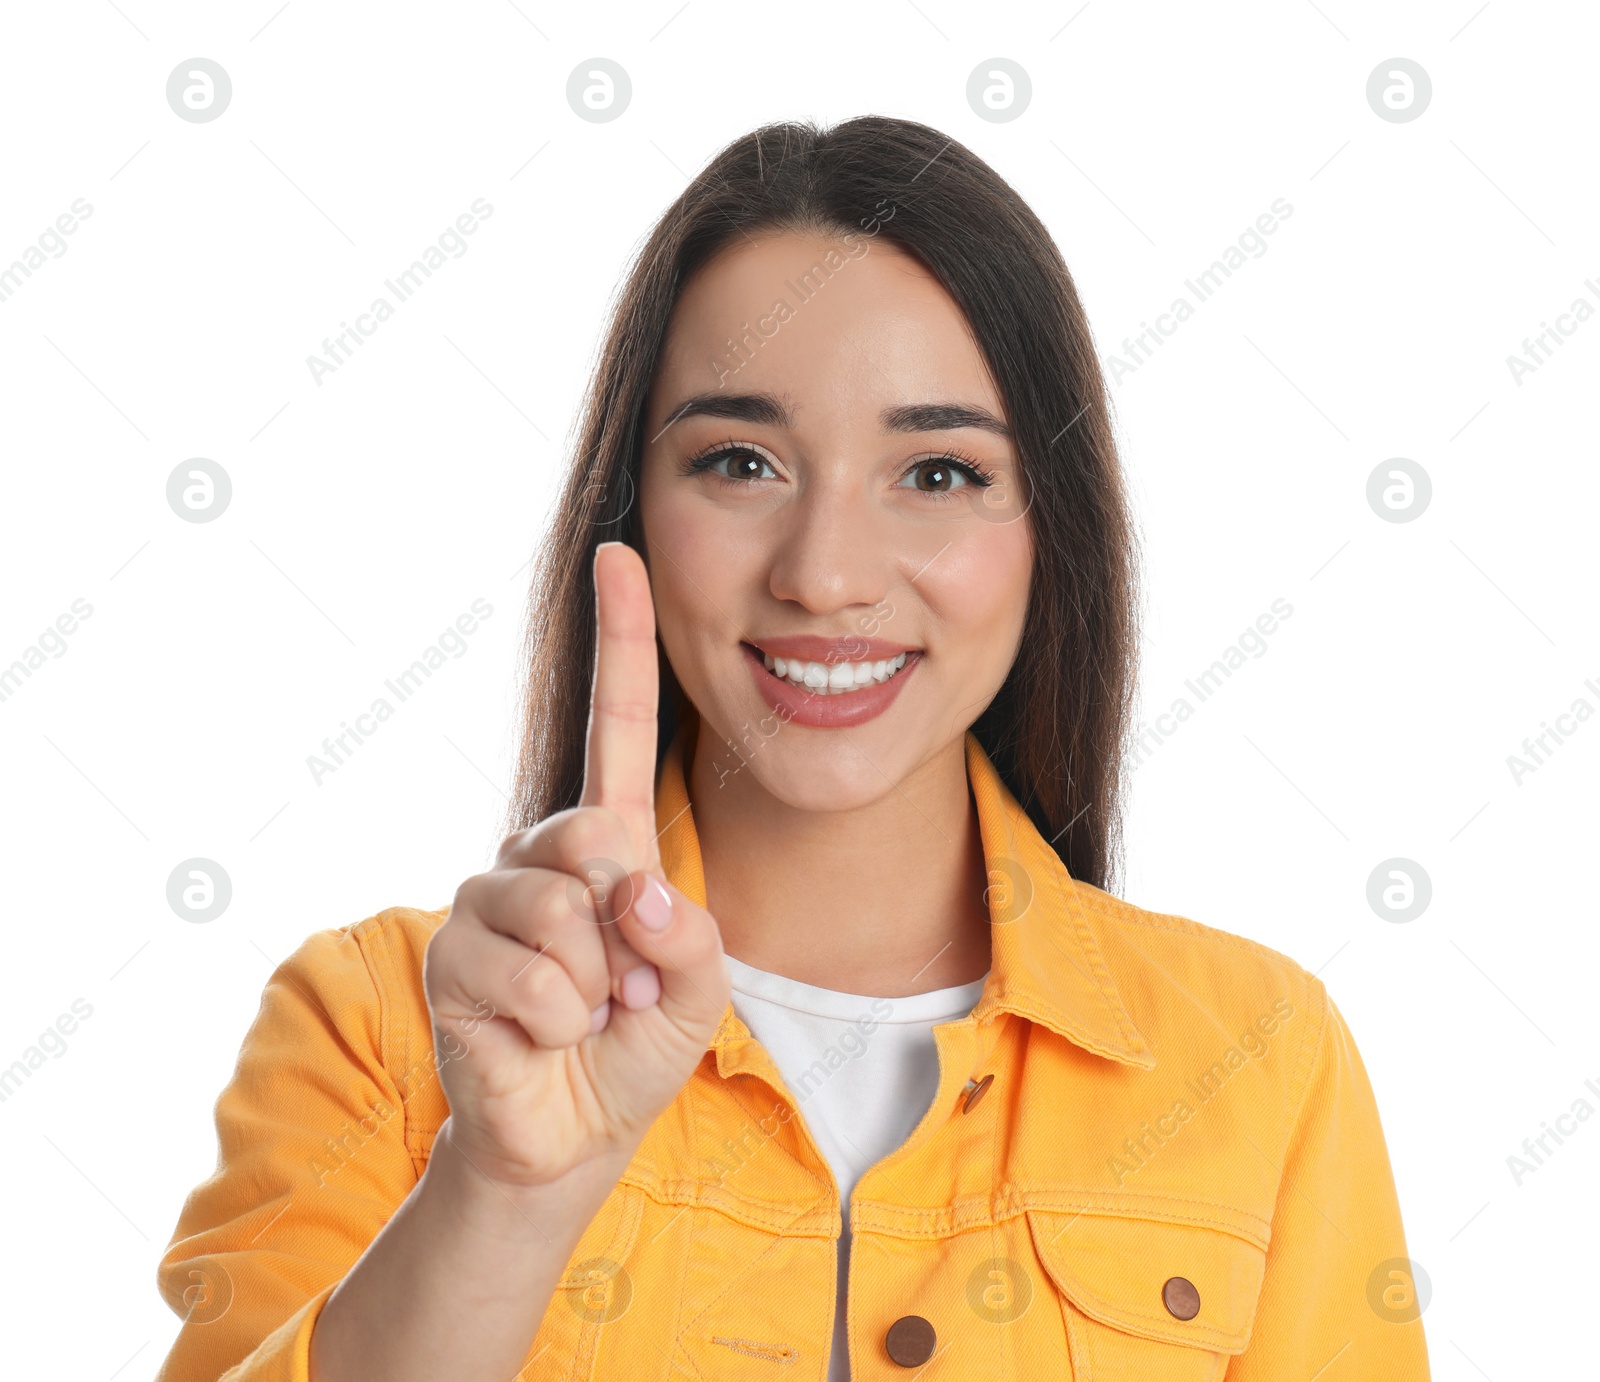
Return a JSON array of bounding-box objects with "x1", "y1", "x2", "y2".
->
[{"x1": 638, "y1": 227, "x2": 1033, "y2": 812}]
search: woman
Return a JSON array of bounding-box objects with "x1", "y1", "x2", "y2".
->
[{"x1": 155, "y1": 117, "x2": 1430, "y2": 1380}]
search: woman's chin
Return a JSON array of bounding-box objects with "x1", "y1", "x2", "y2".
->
[
  {"x1": 692, "y1": 718, "x2": 916, "y2": 814},
  {"x1": 728, "y1": 757, "x2": 901, "y2": 815}
]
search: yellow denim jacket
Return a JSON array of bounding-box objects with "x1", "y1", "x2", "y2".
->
[{"x1": 155, "y1": 731, "x2": 1430, "y2": 1379}]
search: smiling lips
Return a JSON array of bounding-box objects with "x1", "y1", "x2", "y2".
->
[
  {"x1": 741, "y1": 636, "x2": 921, "y2": 729},
  {"x1": 762, "y1": 648, "x2": 909, "y2": 694}
]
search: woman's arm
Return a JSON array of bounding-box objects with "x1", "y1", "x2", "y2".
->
[
  {"x1": 152, "y1": 916, "x2": 435, "y2": 1382},
  {"x1": 1228, "y1": 982, "x2": 1431, "y2": 1379},
  {"x1": 156, "y1": 546, "x2": 728, "y2": 1379},
  {"x1": 150, "y1": 908, "x2": 672, "y2": 1382},
  {"x1": 309, "y1": 1123, "x2": 632, "y2": 1382}
]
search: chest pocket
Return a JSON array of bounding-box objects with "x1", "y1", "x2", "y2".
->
[{"x1": 1026, "y1": 1208, "x2": 1268, "y2": 1380}]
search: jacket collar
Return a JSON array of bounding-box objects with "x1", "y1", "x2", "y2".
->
[{"x1": 653, "y1": 715, "x2": 1155, "y2": 1072}]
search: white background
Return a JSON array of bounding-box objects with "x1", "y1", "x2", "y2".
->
[{"x1": 1, "y1": 1, "x2": 1594, "y2": 1377}]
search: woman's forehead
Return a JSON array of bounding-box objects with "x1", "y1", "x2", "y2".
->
[{"x1": 651, "y1": 230, "x2": 1003, "y2": 430}]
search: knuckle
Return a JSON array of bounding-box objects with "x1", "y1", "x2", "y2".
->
[
  {"x1": 515, "y1": 947, "x2": 563, "y2": 1001},
  {"x1": 544, "y1": 1003, "x2": 592, "y2": 1049},
  {"x1": 519, "y1": 971, "x2": 588, "y2": 1046},
  {"x1": 538, "y1": 884, "x2": 580, "y2": 931},
  {"x1": 519, "y1": 916, "x2": 608, "y2": 1003},
  {"x1": 566, "y1": 805, "x2": 631, "y2": 865},
  {"x1": 593, "y1": 696, "x2": 657, "y2": 724},
  {"x1": 421, "y1": 926, "x2": 452, "y2": 995},
  {"x1": 493, "y1": 825, "x2": 538, "y2": 866},
  {"x1": 496, "y1": 815, "x2": 568, "y2": 866},
  {"x1": 533, "y1": 869, "x2": 592, "y2": 930},
  {"x1": 449, "y1": 872, "x2": 490, "y2": 918},
  {"x1": 608, "y1": 791, "x2": 658, "y2": 827},
  {"x1": 550, "y1": 925, "x2": 611, "y2": 992}
]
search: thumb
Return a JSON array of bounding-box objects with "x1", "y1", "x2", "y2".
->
[{"x1": 615, "y1": 871, "x2": 729, "y2": 1035}]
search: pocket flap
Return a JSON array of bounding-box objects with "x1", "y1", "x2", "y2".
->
[{"x1": 1027, "y1": 1208, "x2": 1267, "y2": 1353}]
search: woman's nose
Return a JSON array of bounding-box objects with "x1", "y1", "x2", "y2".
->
[{"x1": 765, "y1": 480, "x2": 893, "y2": 616}]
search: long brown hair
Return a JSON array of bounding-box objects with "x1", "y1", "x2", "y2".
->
[{"x1": 504, "y1": 116, "x2": 1141, "y2": 893}]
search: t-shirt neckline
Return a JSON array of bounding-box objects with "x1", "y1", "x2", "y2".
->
[{"x1": 723, "y1": 952, "x2": 989, "y2": 1024}]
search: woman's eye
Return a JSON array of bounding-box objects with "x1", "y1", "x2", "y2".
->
[
  {"x1": 899, "y1": 458, "x2": 976, "y2": 492},
  {"x1": 692, "y1": 447, "x2": 776, "y2": 481}
]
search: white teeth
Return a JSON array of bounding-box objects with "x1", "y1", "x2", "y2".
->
[{"x1": 755, "y1": 648, "x2": 914, "y2": 695}]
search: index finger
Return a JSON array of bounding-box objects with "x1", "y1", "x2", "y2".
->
[{"x1": 579, "y1": 541, "x2": 662, "y2": 872}]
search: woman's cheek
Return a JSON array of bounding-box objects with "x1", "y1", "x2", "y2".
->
[
  {"x1": 647, "y1": 507, "x2": 755, "y2": 716},
  {"x1": 924, "y1": 524, "x2": 1032, "y2": 685},
  {"x1": 653, "y1": 559, "x2": 716, "y2": 692}
]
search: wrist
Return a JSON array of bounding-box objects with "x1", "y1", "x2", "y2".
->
[{"x1": 423, "y1": 1121, "x2": 636, "y2": 1238}]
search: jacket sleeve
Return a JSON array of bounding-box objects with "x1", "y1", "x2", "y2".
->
[
  {"x1": 154, "y1": 920, "x2": 426, "y2": 1382},
  {"x1": 1228, "y1": 980, "x2": 1431, "y2": 1380}
]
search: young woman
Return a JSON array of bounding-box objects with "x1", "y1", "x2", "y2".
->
[{"x1": 155, "y1": 117, "x2": 1430, "y2": 1381}]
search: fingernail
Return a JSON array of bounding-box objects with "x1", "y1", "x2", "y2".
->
[
  {"x1": 589, "y1": 1001, "x2": 611, "y2": 1034},
  {"x1": 620, "y1": 964, "x2": 661, "y2": 1010},
  {"x1": 633, "y1": 875, "x2": 673, "y2": 932}
]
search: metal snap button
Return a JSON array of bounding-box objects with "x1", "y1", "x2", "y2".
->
[
  {"x1": 885, "y1": 1314, "x2": 937, "y2": 1367},
  {"x1": 961, "y1": 1073, "x2": 994, "y2": 1113},
  {"x1": 1163, "y1": 1276, "x2": 1201, "y2": 1320}
]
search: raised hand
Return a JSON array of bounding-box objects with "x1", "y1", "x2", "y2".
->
[{"x1": 423, "y1": 541, "x2": 729, "y2": 1189}]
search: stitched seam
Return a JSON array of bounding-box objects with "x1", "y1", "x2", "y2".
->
[
  {"x1": 1062, "y1": 1298, "x2": 1094, "y2": 1382},
  {"x1": 1285, "y1": 972, "x2": 1330, "y2": 1153},
  {"x1": 353, "y1": 910, "x2": 423, "y2": 1172},
  {"x1": 617, "y1": 1174, "x2": 837, "y2": 1234},
  {"x1": 340, "y1": 916, "x2": 407, "y2": 1133},
  {"x1": 1047, "y1": 1274, "x2": 1240, "y2": 1349},
  {"x1": 1280, "y1": 967, "x2": 1316, "y2": 1133},
  {"x1": 710, "y1": 1336, "x2": 797, "y2": 1364},
  {"x1": 849, "y1": 1192, "x2": 1271, "y2": 1245},
  {"x1": 984, "y1": 990, "x2": 1143, "y2": 1066},
  {"x1": 723, "y1": 1079, "x2": 835, "y2": 1204},
  {"x1": 603, "y1": 1188, "x2": 645, "y2": 1376},
  {"x1": 984, "y1": 1066, "x2": 1018, "y2": 1376},
  {"x1": 1028, "y1": 1207, "x2": 1260, "y2": 1350},
  {"x1": 1108, "y1": 901, "x2": 1309, "y2": 973},
  {"x1": 844, "y1": 1201, "x2": 1271, "y2": 1252},
  {"x1": 1033, "y1": 1214, "x2": 1249, "y2": 1351},
  {"x1": 988, "y1": 1015, "x2": 1007, "y2": 1192},
  {"x1": 977, "y1": 758, "x2": 1149, "y2": 1060},
  {"x1": 674, "y1": 1193, "x2": 829, "y2": 1375},
  {"x1": 356, "y1": 914, "x2": 400, "y2": 1103},
  {"x1": 658, "y1": 1070, "x2": 837, "y2": 1333},
  {"x1": 925, "y1": 1211, "x2": 1260, "y2": 1248},
  {"x1": 664, "y1": 1198, "x2": 691, "y2": 1382},
  {"x1": 1053, "y1": 865, "x2": 1149, "y2": 1054},
  {"x1": 559, "y1": 1187, "x2": 644, "y2": 1381}
]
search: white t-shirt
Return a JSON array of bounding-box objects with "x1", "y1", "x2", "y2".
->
[{"x1": 723, "y1": 954, "x2": 989, "y2": 1382}]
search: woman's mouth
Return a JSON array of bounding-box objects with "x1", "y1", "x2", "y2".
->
[
  {"x1": 758, "y1": 648, "x2": 910, "y2": 695},
  {"x1": 739, "y1": 640, "x2": 921, "y2": 729}
]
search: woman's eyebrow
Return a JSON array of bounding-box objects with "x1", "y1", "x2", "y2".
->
[
  {"x1": 660, "y1": 391, "x2": 1010, "y2": 438},
  {"x1": 662, "y1": 391, "x2": 792, "y2": 429},
  {"x1": 880, "y1": 402, "x2": 1011, "y2": 438}
]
